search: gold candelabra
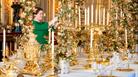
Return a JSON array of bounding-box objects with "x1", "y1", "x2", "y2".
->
[{"x1": 84, "y1": 24, "x2": 105, "y2": 70}]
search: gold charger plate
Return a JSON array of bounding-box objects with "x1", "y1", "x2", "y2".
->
[{"x1": 116, "y1": 68, "x2": 134, "y2": 72}]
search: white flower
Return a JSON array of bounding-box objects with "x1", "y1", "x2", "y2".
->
[
  {"x1": 28, "y1": 15, "x2": 33, "y2": 21},
  {"x1": 20, "y1": 12, "x2": 26, "y2": 18},
  {"x1": 19, "y1": 20, "x2": 24, "y2": 25},
  {"x1": 58, "y1": 32, "x2": 61, "y2": 35}
]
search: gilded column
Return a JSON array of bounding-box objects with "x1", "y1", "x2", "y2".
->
[{"x1": 10, "y1": 0, "x2": 13, "y2": 25}]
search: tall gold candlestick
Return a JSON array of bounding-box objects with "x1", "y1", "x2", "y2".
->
[
  {"x1": 48, "y1": 31, "x2": 55, "y2": 77},
  {"x1": 125, "y1": 28, "x2": 128, "y2": 49},
  {"x1": 1, "y1": 0, "x2": 6, "y2": 58},
  {"x1": 52, "y1": 0, "x2": 55, "y2": 73},
  {"x1": 47, "y1": 0, "x2": 56, "y2": 76},
  {"x1": 90, "y1": 30, "x2": 93, "y2": 48}
]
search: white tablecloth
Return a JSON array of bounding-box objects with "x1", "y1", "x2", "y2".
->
[{"x1": 0, "y1": 55, "x2": 138, "y2": 77}]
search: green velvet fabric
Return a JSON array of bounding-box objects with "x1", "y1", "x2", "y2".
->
[{"x1": 32, "y1": 20, "x2": 49, "y2": 44}]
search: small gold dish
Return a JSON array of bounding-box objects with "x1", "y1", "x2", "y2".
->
[
  {"x1": 134, "y1": 62, "x2": 138, "y2": 64},
  {"x1": 96, "y1": 60, "x2": 102, "y2": 64},
  {"x1": 131, "y1": 52, "x2": 138, "y2": 54},
  {"x1": 116, "y1": 68, "x2": 134, "y2": 72},
  {"x1": 122, "y1": 57, "x2": 128, "y2": 61},
  {"x1": 84, "y1": 64, "x2": 92, "y2": 70}
]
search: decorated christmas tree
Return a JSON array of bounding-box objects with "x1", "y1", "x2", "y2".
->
[
  {"x1": 55, "y1": 0, "x2": 85, "y2": 64},
  {"x1": 0, "y1": 0, "x2": 45, "y2": 76},
  {"x1": 100, "y1": 0, "x2": 137, "y2": 52}
]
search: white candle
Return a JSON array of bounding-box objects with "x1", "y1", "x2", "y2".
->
[
  {"x1": 52, "y1": 31, "x2": 54, "y2": 56},
  {"x1": 120, "y1": 10, "x2": 124, "y2": 18},
  {"x1": 85, "y1": 8, "x2": 87, "y2": 25},
  {"x1": 49, "y1": 28, "x2": 51, "y2": 44},
  {"x1": 3, "y1": 28, "x2": 6, "y2": 57},
  {"x1": 14, "y1": 42, "x2": 17, "y2": 50},
  {"x1": 107, "y1": 11, "x2": 109, "y2": 25},
  {"x1": 103, "y1": 8, "x2": 105, "y2": 25},
  {"x1": 91, "y1": 4, "x2": 94, "y2": 23},
  {"x1": 75, "y1": 5, "x2": 78, "y2": 28},
  {"x1": 79, "y1": 7, "x2": 81, "y2": 25},
  {"x1": 90, "y1": 4, "x2": 94, "y2": 48},
  {"x1": 69, "y1": 3, "x2": 72, "y2": 23},
  {"x1": 51, "y1": 31, "x2": 54, "y2": 74},
  {"x1": 121, "y1": 10, "x2": 122, "y2": 17},
  {"x1": 95, "y1": 7, "x2": 98, "y2": 24},
  {"x1": 87, "y1": 7, "x2": 90, "y2": 25},
  {"x1": 99, "y1": 6, "x2": 101, "y2": 25},
  {"x1": 69, "y1": 14, "x2": 71, "y2": 22}
]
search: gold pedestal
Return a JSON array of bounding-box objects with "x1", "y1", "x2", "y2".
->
[
  {"x1": 22, "y1": 61, "x2": 42, "y2": 76},
  {"x1": 70, "y1": 48, "x2": 79, "y2": 66},
  {"x1": 70, "y1": 59, "x2": 78, "y2": 66},
  {"x1": 47, "y1": 50, "x2": 58, "y2": 77},
  {"x1": 47, "y1": 73, "x2": 58, "y2": 77},
  {"x1": 84, "y1": 48, "x2": 93, "y2": 70},
  {"x1": 47, "y1": 66, "x2": 58, "y2": 77}
]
